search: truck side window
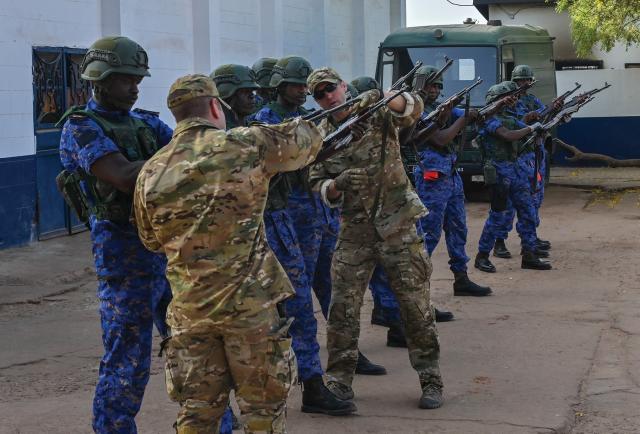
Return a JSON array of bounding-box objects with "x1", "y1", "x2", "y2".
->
[{"x1": 458, "y1": 59, "x2": 476, "y2": 80}]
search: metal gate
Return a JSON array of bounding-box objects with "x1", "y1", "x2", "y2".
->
[{"x1": 33, "y1": 46, "x2": 90, "y2": 239}]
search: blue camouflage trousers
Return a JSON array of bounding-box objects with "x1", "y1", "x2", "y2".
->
[
  {"x1": 264, "y1": 208, "x2": 323, "y2": 382},
  {"x1": 492, "y1": 150, "x2": 545, "y2": 241},
  {"x1": 415, "y1": 171, "x2": 470, "y2": 273},
  {"x1": 93, "y1": 275, "x2": 171, "y2": 434},
  {"x1": 478, "y1": 161, "x2": 538, "y2": 253},
  {"x1": 287, "y1": 192, "x2": 339, "y2": 319}
]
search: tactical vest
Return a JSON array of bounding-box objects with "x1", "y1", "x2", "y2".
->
[
  {"x1": 263, "y1": 102, "x2": 309, "y2": 210},
  {"x1": 57, "y1": 106, "x2": 160, "y2": 223},
  {"x1": 420, "y1": 102, "x2": 456, "y2": 155},
  {"x1": 481, "y1": 114, "x2": 521, "y2": 162}
]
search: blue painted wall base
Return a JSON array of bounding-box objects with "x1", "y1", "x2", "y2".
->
[
  {"x1": 555, "y1": 116, "x2": 640, "y2": 166},
  {"x1": 0, "y1": 155, "x2": 36, "y2": 249}
]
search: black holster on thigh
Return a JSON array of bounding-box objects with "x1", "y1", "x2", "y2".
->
[{"x1": 490, "y1": 183, "x2": 509, "y2": 212}]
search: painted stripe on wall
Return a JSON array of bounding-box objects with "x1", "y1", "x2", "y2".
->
[
  {"x1": 0, "y1": 155, "x2": 36, "y2": 248},
  {"x1": 555, "y1": 116, "x2": 640, "y2": 165}
]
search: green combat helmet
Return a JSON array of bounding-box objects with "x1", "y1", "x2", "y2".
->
[
  {"x1": 269, "y1": 56, "x2": 312, "y2": 88},
  {"x1": 211, "y1": 64, "x2": 259, "y2": 99},
  {"x1": 252, "y1": 57, "x2": 278, "y2": 88},
  {"x1": 511, "y1": 64, "x2": 534, "y2": 80},
  {"x1": 485, "y1": 82, "x2": 513, "y2": 104},
  {"x1": 80, "y1": 36, "x2": 150, "y2": 81},
  {"x1": 412, "y1": 65, "x2": 443, "y2": 89},
  {"x1": 351, "y1": 76, "x2": 380, "y2": 94},
  {"x1": 346, "y1": 83, "x2": 359, "y2": 99}
]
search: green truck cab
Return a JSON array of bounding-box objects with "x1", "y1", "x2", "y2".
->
[{"x1": 376, "y1": 23, "x2": 556, "y2": 185}]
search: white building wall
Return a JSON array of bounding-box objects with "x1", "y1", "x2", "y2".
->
[
  {"x1": 0, "y1": 0, "x2": 100, "y2": 159},
  {"x1": 121, "y1": 0, "x2": 195, "y2": 124},
  {"x1": 0, "y1": 0, "x2": 401, "y2": 159},
  {"x1": 365, "y1": 0, "x2": 393, "y2": 77},
  {"x1": 487, "y1": 3, "x2": 640, "y2": 69},
  {"x1": 556, "y1": 69, "x2": 640, "y2": 119}
]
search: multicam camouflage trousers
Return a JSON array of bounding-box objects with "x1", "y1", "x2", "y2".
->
[
  {"x1": 326, "y1": 221, "x2": 443, "y2": 390},
  {"x1": 163, "y1": 307, "x2": 297, "y2": 434}
]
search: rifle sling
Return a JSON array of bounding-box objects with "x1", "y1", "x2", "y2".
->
[{"x1": 369, "y1": 113, "x2": 390, "y2": 223}]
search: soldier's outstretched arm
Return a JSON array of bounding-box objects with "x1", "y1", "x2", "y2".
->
[
  {"x1": 387, "y1": 91, "x2": 424, "y2": 128},
  {"x1": 91, "y1": 153, "x2": 146, "y2": 194},
  {"x1": 252, "y1": 118, "x2": 323, "y2": 174},
  {"x1": 494, "y1": 124, "x2": 537, "y2": 142}
]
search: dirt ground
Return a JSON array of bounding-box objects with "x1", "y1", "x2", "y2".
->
[{"x1": 1, "y1": 185, "x2": 639, "y2": 434}]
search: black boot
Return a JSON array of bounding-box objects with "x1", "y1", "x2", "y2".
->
[
  {"x1": 493, "y1": 239, "x2": 511, "y2": 259},
  {"x1": 521, "y1": 250, "x2": 552, "y2": 270},
  {"x1": 520, "y1": 247, "x2": 549, "y2": 258},
  {"x1": 355, "y1": 351, "x2": 387, "y2": 375},
  {"x1": 386, "y1": 324, "x2": 407, "y2": 348},
  {"x1": 453, "y1": 271, "x2": 492, "y2": 296},
  {"x1": 301, "y1": 375, "x2": 357, "y2": 416},
  {"x1": 370, "y1": 305, "x2": 389, "y2": 327},
  {"x1": 474, "y1": 252, "x2": 496, "y2": 273},
  {"x1": 536, "y1": 237, "x2": 551, "y2": 251},
  {"x1": 435, "y1": 308, "x2": 455, "y2": 322}
]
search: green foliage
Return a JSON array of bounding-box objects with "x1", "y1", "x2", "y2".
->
[{"x1": 555, "y1": 0, "x2": 640, "y2": 57}]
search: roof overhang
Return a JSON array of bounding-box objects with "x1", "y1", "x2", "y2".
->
[{"x1": 473, "y1": 0, "x2": 555, "y2": 20}]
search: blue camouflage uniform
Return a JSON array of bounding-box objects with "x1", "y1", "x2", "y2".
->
[
  {"x1": 477, "y1": 113, "x2": 538, "y2": 253},
  {"x1": 414, "y1": 105, "x2": 470, "y2": 273},
  {"x1": 288, "y1": 188, "x2": 339, "y2": 318},
  {"x1": 59, "y1": 98, "x2": 172, "y2": 434},
  {"x1": 494, "y1": 94, "x2": 546, "y2": 241},
  {"x1": 518, "y1": 94, "x2": 547, "y2": 221},
  {"x1": 252, "y1": 102, "x2": 324, "y2": 382}
]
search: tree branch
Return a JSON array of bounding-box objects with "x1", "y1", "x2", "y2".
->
[{"x1": 554, "y1": 138, "x2": 640, "y2": 167}]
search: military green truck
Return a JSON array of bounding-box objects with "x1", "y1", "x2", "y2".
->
[{"x1": 376, "y1": 23, "x2": 556, "y2": 185}]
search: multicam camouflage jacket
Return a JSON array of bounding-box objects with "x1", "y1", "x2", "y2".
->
[
  {"x1": 309, "y1": 92, "x2": 428, "y2": 240},
  {"x1": 134, "y1": 116, "x2": 322, "y2": 331}
]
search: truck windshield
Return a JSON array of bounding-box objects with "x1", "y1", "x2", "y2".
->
[{"x1": 395, "y1": 46, "x2": 498, "y2": 106}]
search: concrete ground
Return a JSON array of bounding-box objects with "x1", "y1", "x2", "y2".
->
[{"x1": 1, "y1": 183, "x2": 639, "y2": 434}]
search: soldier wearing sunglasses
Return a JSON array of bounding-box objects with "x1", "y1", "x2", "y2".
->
[{"x1": 308, "y1": 67, "x2": 445, "y2": 410}]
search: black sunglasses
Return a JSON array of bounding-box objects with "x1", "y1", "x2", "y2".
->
[{"x1": 313, "y1": 82, "x2": 338, "y2": 100}]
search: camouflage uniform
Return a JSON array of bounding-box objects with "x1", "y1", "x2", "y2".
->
[
  {"x1": 307, "y1": 69, "x2": 442, "y2": 392},
  {"x1": 134, "y1": 74, "x2": 323, "y2": 433},
  {"x1": 414, "y1": 103, "x2": 470, "y2": 272},
  {"x1": 490, "y1": 93, "x2": 546, "y2": 243},
  {"x1": 477, "y1": 113, "x2": 538, "y2": 253},
  {"x1": 58, "y1": 36, "x2": 172, "y2": 433},
  {"x1": 59, "y1": 102, "x2": 173, "y2": 433}
]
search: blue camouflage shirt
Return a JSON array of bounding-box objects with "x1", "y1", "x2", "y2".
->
[
  {"x1": 514, "y1": 93, "x2": 545, "y2": 118},
  {"x1": 478, "y1": 112, "x2": 528, "y2": 162},
  {"x1": 417, "y1": 102, "x2": 465, "y2": 174},
  {"x1": 59, "y1": 98, "x2": 173, "y2": 281}
]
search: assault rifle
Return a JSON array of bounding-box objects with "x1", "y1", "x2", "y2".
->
[
  {"x1": 314, "y1": 61, "x2": 424, "y2": 162},
  {"x1": 410, "y1": 78, "x2": 484, "y2": 144},
  {"x1": 540, "y1": 82, "x2": 581, "y2": 123},
  {"x1": 523, "y1": 82, "x2": 611, "y2": 191},
  {"x1": 302, "y1": 94, "x2": 363, "y2": 123},
  {"x1": 556, "y1": 82, "x2": 611, "y2": 113},
  {"x1": 476, "y1": 80, "x2": 537, "y2": 122},
  {"x1": 412, "y1": 57, "x2": 454, "y2": 94}
]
